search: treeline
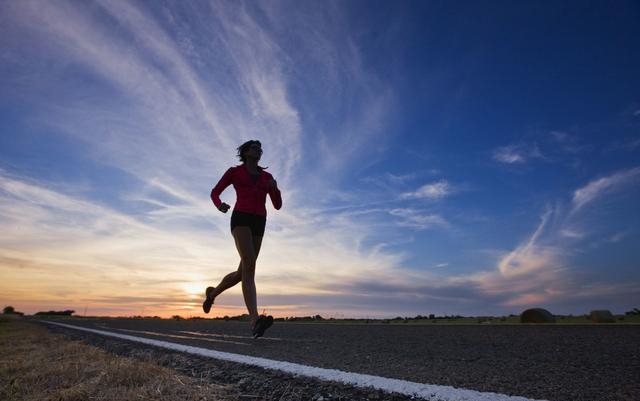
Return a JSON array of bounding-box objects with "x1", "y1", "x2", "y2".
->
[
  {"x1": 3, "y1": 306, "x2": 76, "y2": 316},
  {"x1": 201, "y1": 314, "x2": 465, "y2": 322},
  {"x1": 4, "y1": 305, "x2": 639, "y2": 320},
  {"x1": 34, "y1": 310, "x2": 75, "y2": 316}
]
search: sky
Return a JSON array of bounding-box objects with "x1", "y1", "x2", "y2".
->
[{"x1": 1, "y1": 0, "x2": 639, "y2": 318}]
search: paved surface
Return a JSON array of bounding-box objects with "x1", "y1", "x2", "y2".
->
[{"x1": 39, "y1": 318, "x2": 640, "y2": 401}]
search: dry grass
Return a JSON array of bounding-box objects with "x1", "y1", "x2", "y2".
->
[{"x1": 0, "y1": 318, "x2": 236, "y2": 401}]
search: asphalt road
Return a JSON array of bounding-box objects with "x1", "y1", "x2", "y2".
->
[{"x1": 41, "y1": 318, "x2": 640, "y2": 401}]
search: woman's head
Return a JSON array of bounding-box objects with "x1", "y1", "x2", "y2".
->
[{"x1": 237, "y1": 140, "x2": 263, "y2": 163}]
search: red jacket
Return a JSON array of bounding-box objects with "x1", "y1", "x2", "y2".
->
[{"x1": 210, "y1": 165, "x2": 282, "y2": 217}]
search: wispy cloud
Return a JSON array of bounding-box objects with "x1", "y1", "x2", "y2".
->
[
  {"x1": 571, "y1": 166, "x2": 640, "y2": 212},
  {"x1": 389, "y1": 208, "x2": 450, "y2": 230},
  {"x1": 606, "y1": 231, "x2": 628, "y2": 243},
  {"x1": 467, "y1": 210, "x2": 569, "y2": 309},
  {"x1": 400, "y1": 180, "x2": 451, "y2": 200},
  {"x1": 492, "y1": 143, "x2": 543, "y2": 164},
  {"x1": 384, "y1": 172, "x2": 418, "y2": 185},
  {"x1": 559, "y1": 228, "x2": 586, "y2": 239},
  {"x1": 548, "y1": 130, "x2": 585, "y2": 154},
  {"x1": 497, "y1": 210, "x2": 559, "y2": 277},
  {"x1": 492, "y1": 145, "x2": 527, "y2": 164},
  {"x1": 493, "y1": 130, "x2": 589, "y2": 167}
]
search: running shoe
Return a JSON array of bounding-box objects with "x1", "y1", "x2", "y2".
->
[
  {"x1": 202, "y1": 286, "x2": 215, "y2": 314},
  {"x1": 252, "y1": 315, "x2": 274, "y2": 338}
]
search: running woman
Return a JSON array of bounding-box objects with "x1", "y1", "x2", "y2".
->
[{"x1": 203, "y1": 140, "x2": 282, "y2": 338}]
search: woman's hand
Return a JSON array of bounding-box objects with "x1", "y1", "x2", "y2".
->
[{"x1": 218, "y1": 202, "x2": 230, "y2": 213}]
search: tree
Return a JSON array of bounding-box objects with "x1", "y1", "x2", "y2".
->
[{"x1": 3, "y1": 306, "x2": 15, "y2": 314}]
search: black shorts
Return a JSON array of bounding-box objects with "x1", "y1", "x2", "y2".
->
[{"x1": 230, "y1": 210, "x2": 266, "y2": 237}]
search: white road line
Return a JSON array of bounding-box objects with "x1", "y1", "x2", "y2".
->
[
  {"x1": 177, "y1": 330, "x2": 290, "y2": 342},
  {"x1": 113, "y1": 328, "x2": 250, "y2": 346},
  {"x1": 43, "y1": 321, "x2": 547, "y2": 401}
]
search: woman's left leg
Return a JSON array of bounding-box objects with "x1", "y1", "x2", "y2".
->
[
  {"x1": 232, "y1": 227, "x2": 259, "y2": 325},
  {"x1": 208, "y1": 235, "x2": 263, "y2": 299}
]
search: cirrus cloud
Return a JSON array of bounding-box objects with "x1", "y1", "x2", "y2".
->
[
  {"x1": 400, "y1": 180, "x2": 452, "y2": 200},
  {"x1": 571, "y1": 166, "x2": 640, "y2": 212}
]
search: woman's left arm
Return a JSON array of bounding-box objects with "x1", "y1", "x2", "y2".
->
[{"x1": 268, "y1": 177, "x2": 282, "y2": 210}]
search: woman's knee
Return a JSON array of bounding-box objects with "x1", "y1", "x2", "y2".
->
[
  {"x1": 232, "y1": 270, "x2": 242, "y2": 282},
  {"x1": 240, "y1": 254, "x2": 256, "y2": 268},
  {"x1": 241, "y1": 262, "x2": 255, "y2": 278},
  {"x1": 238, "y1": 258, "x2": 255, "y2": 276}
]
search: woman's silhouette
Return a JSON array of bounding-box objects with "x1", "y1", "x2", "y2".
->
[{"x1": 204, "y1": 140, "x2": 282, "y2": 338}]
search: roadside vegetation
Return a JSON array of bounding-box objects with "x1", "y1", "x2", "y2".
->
[
  {"x1": 268, "y1": 313, "x2": 640, "y2": 325},
  {"x1": 29, "y1": 313, "x2": 640, "y2": 325},
  {"x1": 0, "y1": 316, "x2": 235, "y2": 401},
  {"x1": 6, "y1": 304, "x2": 640, "y2": 325},
  {"x1": 114, "y1": 308, "x2": 640, "y2": 325}
]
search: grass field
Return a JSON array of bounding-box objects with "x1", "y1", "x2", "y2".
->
[{"x1": 0, "y1": 316, "x2": 236, "y2": 401}]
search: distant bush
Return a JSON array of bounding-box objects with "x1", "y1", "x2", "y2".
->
[
  {"x1": 625, "y1": 308, "x2": 640, "y2": 316},
  {"x1": 2, "y1": 306, "x2": 24, "y2": 316}
]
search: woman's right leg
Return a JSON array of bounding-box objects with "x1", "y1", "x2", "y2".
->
[
  {"x1": 209, "y1": 262, "x2": 241, "y2": 299},
  {"x1": 231, "y1": 226, "x2": 259, "y2": 326}
]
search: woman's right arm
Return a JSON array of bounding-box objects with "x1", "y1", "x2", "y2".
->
[{"x1": 210, "y1": 168, "x2": 233, "y2": 212}]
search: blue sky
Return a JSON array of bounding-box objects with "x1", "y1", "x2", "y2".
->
[{"x1": 1, "y1": 0, "x2": 639, "y2": 317}]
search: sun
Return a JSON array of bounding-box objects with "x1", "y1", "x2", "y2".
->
[{"x1": 183, "y1": 282, "x2": 205, "y2": 297}]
